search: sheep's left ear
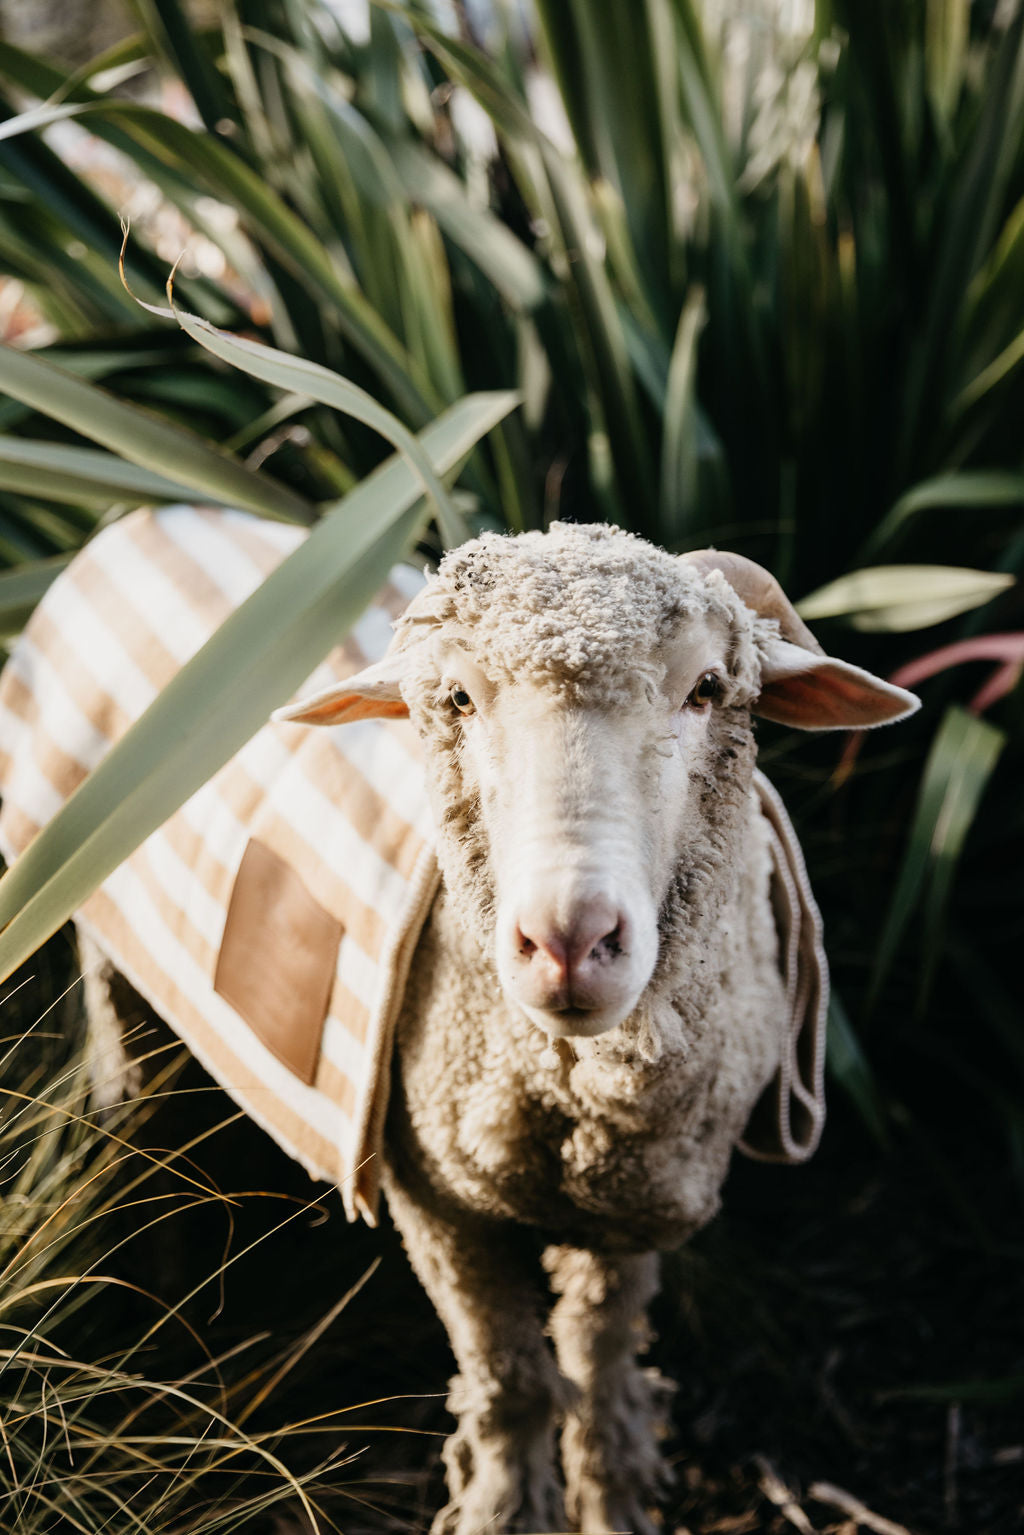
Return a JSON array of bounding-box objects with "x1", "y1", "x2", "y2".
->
[
  {"x1": 756, "y1": 636, "x2": 919, "y2": 730},
  {"x1": 678, "y1": 549, "x2": 920, "y2": 731},
  {"x1": 273, "y1": 652, "x2": 412, "y2": 726}
]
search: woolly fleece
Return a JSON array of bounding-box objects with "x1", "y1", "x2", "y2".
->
[{"x1": 396, "y1": 521, "x2": 765, "y2": 706}]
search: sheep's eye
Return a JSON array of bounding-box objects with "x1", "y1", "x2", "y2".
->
[
  {"x1": 685, "y1": 672, "x2": 721, "y2": 710},
  {"x1": 450, "y1": 686, "x2": 475, "y2": 715}
]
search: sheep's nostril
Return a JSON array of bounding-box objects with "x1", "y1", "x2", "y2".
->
[
  {"x1": 516, "y1": 908, "x2": 624, "y2": 979},
  {"x1": 590, "y1": 921, "x2": 624, "y2": 962},
  {"x1": 515, "y1": 923, "x2": 569, "y2": 975}
]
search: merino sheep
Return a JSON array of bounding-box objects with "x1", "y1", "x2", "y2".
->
[
  {"x1": 0, "y1": 512, "x2": 918, "y2": 1535},
  {"x1": 272, "y1": 522, "x2": 918, "y2": 1535}
]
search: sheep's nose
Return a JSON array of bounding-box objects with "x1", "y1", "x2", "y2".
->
[{"x1": 514, "y1": 900, "x2": 625, "y2": 1004}]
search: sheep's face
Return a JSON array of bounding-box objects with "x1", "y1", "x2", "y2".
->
[
  {"x1": 420, "y1": 609, "x2": 752, "y2": 1038},
  {"x1": 276, "y1": 523, "x2": 918, "y2": 1040}
]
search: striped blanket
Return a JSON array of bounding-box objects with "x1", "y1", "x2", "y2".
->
[
  {"x1": 0, "y1": 506, "x2": 439, "y2": 1222},
  {"x1": 0, "y1": 506, "x2": 825, "y2": 1224}
]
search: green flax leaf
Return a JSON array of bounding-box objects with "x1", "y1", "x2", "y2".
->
[{"x1": 797, "y1": 565, "x2": 1015, "y2": 631}]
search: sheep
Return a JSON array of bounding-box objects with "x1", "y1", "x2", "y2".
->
[
  {"x1": 0, "y1": 512, "x2": 918, "y2": 1535},
  {"x1": 272, "y1": 520, "x2": 918, "y2": 1535}
]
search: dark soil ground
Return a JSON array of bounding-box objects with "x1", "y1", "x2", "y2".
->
[{"x1": 8, "y1": 933, "x2": 1024, "y2": 1535}]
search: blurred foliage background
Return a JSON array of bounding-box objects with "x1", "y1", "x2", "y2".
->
[{"x1": 0, "y1": 0, "x2": 1021, "y2": 1529}]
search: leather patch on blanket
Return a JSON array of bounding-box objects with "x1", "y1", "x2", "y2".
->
[{"x1": 215, "y1": 839, "x2": 342, "y2": 1085}]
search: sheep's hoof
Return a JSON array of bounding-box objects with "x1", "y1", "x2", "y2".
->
[
  {"x1": 431, "y1": 1482, "x2": 565, "y2": 1535},
  {"x1": 569, "y1": 1481, "x2": 666, "y2": 1535},
  {"x1": 432, "y1": 1445, "x2": 565, "y2": 1535},
  {"x1": 561, "y1": 1367, "x2": 676, "y2": 1534},
  {"x1": 435, "y1": 1396, "x2": 567, "y2": 1535}
]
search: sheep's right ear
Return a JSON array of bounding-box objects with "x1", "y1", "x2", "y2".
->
[
  {"x1": 273, "y1": 653, "x2": 412, "y2": 726},
  {"x1": 756, "y1": 637, "x2": 920, "y2": 730}
]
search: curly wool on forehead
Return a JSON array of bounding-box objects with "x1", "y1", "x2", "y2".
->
[{"x1": 406, "y1": 522, "x2": 751, "y2": 696}]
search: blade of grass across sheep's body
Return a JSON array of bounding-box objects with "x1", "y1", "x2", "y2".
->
[
  {"x1": 0, "y1": 390, "x2": 518, "y2": 984},
  {"x1": 0, "y1": 344, "x2": 314, "y2": 525},
  {"x1": 170, "y1": 308, "x2": 469, "y2": 547}
]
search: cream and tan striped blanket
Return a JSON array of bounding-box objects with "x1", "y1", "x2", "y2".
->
[
  {"x1": 0, "y1": 506, "x2": 439, "y2": 1222},
  {"x1": 0, "y1": 506, "x2": 825, "y2": 1225}
]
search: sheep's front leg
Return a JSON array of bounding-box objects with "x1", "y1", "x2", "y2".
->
[
  {"x1": 545, "y1": 1244, "x2": 673, "y2": 1535},
  {"x1": 385, "y1": 1178, "x2": 569, "y2": 1535}
]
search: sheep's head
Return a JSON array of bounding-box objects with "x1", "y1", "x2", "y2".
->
[{"x1": 276, "y1": 525, "x2": 917, "y2": 1041}]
